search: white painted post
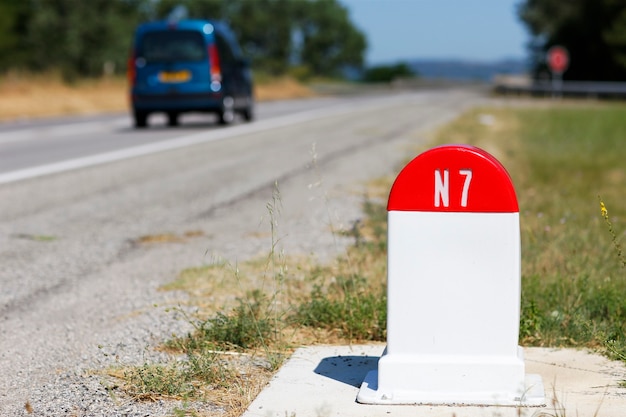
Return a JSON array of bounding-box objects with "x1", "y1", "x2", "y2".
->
[{"x1": 357, "y1": 145, "x2": 545, "y2": 406}]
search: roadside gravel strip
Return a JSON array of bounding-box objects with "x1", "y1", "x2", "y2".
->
[{"x1": 0, "y1": 90, "x2": 484, "y2": 416}]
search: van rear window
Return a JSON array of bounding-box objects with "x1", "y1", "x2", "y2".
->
[{"x1": 140, "y1": 30, "x2": 206, "y2": 63}]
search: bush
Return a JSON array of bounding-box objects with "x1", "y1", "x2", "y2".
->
[{"x1": 362, "y1": 62, "x2": 417, "y2": 83}]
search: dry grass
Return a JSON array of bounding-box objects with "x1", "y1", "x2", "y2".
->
[
  {"x1": 0, "y1": 72, "x2": 128, "y2": 120},
  {"x1": 0, "y1": 72, "x2": 314, "y2": 121},
  {"x1": 106, "y1": 359, "x2": 274, "y2": 417},
  {"x1": 134, "y1": 230, "x2": 205, "y2": 245},
  {"x1": 159, "y1": 254, "x2": 317, "y2": 318},
  {"x1": 254, "y1": 76, "x2": 315, "y2": 101}
]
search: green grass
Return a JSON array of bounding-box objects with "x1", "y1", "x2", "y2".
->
[
  {"x1": 434, "y1": 104, "x2": 626, "y2": 358},
  {"x1": 294, "y1": 275, "x2": 387, "y2": 341},
  {"x1": 293, "y1": 198, "x2": 388, "y2": 341},
  {"x1": 167, "y1": 290, "x2": 275, "y2": 352},
  {"x1": 515, "y1": 106, "x2": 626, "y2": 358}
]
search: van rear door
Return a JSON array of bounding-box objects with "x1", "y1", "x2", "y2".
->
[{"x1": 135, "y1": 30, "x2": 211, "y2": 94}]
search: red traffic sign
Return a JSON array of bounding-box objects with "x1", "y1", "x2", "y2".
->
[
  {"x1": 387, "y1": 145, "x2": 518, "y2": 213},
  {"x1": 547, "y1": 46, "x2": 569, "y2": 74}
]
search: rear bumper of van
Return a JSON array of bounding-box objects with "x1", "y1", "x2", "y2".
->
[{"x1": 132, "y1": 91, "x2": 224, "y2": 113}]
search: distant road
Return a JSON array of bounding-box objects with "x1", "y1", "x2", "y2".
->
[{"x1": 0, "y1": 89, "x2": 486, "y2": 415}]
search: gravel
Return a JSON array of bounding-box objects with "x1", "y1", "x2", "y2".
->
[{"x1": 0, "y1": 90, "x2": 483, "y2": 416}]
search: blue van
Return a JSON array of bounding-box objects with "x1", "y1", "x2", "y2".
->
[{"x1": 128, "y1": 19, "x2": 254, "y2": 128}]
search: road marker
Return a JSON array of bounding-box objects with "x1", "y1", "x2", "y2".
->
[
  {"x1": 547, "y1": 45, "x2": 569, "y2": 75},
  {"x1": 357, "y1": 145, "x2": 545, "y2": 406},
  {"x1": 547, "y1": 45, "x2": 569, "y2": 96}
]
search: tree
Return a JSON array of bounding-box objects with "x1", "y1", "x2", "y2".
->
[
  {"x1": 155, "y1": 0, "x2": 367, "y2": 77},
  {"x1": 151, "y1": 0, "x2": 293, "y2": 75},
  {"x1": 0, "y1": 0, "x2": 150, "y2": 79},
  {"x1": 518, "y1": 0, "x2": 626, "y2": 81},
  {"x1": 294, "y1": 0, "x2": 367, "y2": 77},
  {"x1": 225, "y1": 0, "x2": 294, "y2": 75},
  {"x1": 0, "y1": 0, "x2": 33, "y2": 71},
  {"x1": 603, "y1": 3, "x2": 626, "y2": 72},
  {"x1": 0, "y1": 0, "x2": 366, "y2": 79},
  {"x1": 363, "y1": 63, "x2": 417, "y2": 83},
  {"x1": 24, "y1": 0, "x2": 149, "y2": 79}
]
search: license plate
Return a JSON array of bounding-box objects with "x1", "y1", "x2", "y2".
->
[{"x1": 158, "y1": 70, "x2": 191, "y2": 83}]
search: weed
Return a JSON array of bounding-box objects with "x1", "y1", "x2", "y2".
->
[
  {"x1": 598, "y1": 197, "x2": 626, "y2": 268},
  {"x1": 12, "y1": 233, "x2": 57, "y2": 242},
  {"x1": 123, "y1": 362, "x2": 193, "y2": 400},
  {"x1": 172, "y1": 407, "x2": 192, "y2": 417},
  {"x1": 292, "y1": 194, "x2": 388, "y2": 342},
  {"x1": 293, "y1": 276, "x2": 386, "y2": 341},
  {"x1": 171, "y1": 291, "x2": 274, "y2": 352},
  {"x1": 262, "y1": 182, "x2": 289, "y2": 348}
]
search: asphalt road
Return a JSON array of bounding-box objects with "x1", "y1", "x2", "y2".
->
[
  {"x1": 0, "y1": 89, "x2": 485, "y2": 415},
  {"x1": 0, "y1": 96, "x2": 349, "y2": 178}
]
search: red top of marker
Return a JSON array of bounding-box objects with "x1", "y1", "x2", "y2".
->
[{"x1": 387, "y1": 145, "x2": 519, "y2": 213}]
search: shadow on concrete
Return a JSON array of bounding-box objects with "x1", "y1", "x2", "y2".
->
[{"x1": 314, "y1": 355, "x2": 379, "y2": 388}]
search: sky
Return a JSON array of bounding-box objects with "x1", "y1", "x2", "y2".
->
[{"x1": 338, "y1": 0, "x2": 529, "y2": 64}]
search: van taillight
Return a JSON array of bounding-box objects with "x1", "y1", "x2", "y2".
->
[
  {"x1": 208, "y1": 44, "x2": 222, "y2": 82},
  {"x1": 127, "y1": 52, "x2": 136, "y2": 86}
]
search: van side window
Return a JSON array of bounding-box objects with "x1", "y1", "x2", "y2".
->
[{"x1": 215, "y1": 32, "x2": 236, "y2": 67}]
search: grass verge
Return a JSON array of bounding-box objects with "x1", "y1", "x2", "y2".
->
[
  {"x1": 435, "y1": 104, "x2": 626, "y2": 357},
  {"x1": 111, "y1": 101, "x2": 626, "y2": 414}
]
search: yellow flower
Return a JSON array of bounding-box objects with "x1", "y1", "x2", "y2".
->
[{"x1": 600, "y1": 201, "x2": 608, "y2": 218}]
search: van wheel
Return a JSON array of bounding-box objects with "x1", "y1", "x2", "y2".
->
[
  {"x1": 242, "y1": 97, "x2": 254, "y2": 122},
  {"x1": 218, "y1": 96, "x2": 235, "y2": 125},
  {"x1": 134, "y1": 110, "x2": 148, "y2": 128},
  {"x1": 167, "y1": 112, "x2": 179, "y2": 127}
]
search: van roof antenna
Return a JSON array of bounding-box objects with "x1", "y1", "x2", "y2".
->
[{"x1": 167, "y1": 5, "x2": 188, "y2": 24}]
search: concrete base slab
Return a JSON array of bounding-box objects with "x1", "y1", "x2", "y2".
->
[
  {"x1": 242, "y1": 344, "x2": 626, "y2": 417},
  {"x1": 356, "y1": 370, "x2": 545, "y2": 406}
]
